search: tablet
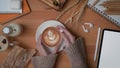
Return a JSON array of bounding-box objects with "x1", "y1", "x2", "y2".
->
[
  {"x1": 97, "y1": 29, "x2": 120, "y2": 68},
  {"x1": 0, "y1": 0, "x2": 22, "y2": 13}
]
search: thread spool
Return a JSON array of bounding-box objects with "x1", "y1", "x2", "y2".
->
[
  {"x1": 0, "y1": 36, "x2": 9, "y2": 51},
  {"x1": 2, "y1": 23, "x2": 23, "y2": 37}
]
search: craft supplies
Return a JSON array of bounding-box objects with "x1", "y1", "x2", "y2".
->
[
  {"x1": 2, "y1": 23, "x2": 23, "y2": 37},
  {"x1": 0, "y1": 35, "x2": 20, "y2": 51},
  {"x1": 65, "y1": 0, "x2": 88, "y2": 24},
  {"x1": 41, "y1": 0, "x2": 66, "y2": 10},
  {"x1": 76, "y1": 0, "x2": 88, "y2": 22},
  {"x1": 56, "y1": 0, "x2": 88, "y2": 22},
  {"x1": 1, "y1": 46, "x2": 36, "y2": 68},
  {"x1": 56, "y1": 0, "x2": 81, "y2": 20},
  {"x1": 0, "y1": 36, "x2": 9, "y2": 51}
]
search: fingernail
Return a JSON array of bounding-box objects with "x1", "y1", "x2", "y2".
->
[{"x1": 60, "y1": 29, "x2": 63, "y2": 32}]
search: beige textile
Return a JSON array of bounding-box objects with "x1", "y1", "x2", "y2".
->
[{"x1": 1, "y1": 46, "x2": 36, "y2": 68}]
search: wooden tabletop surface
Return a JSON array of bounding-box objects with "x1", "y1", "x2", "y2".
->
[{"x1": 0, "y1": 0, "x2": 120, "y2": 68}]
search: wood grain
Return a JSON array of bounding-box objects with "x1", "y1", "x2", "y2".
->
[{"x1": 0, "y1": 0, "x2": 120, "y2": 68}]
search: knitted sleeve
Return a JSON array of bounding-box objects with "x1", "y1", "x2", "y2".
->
[
  {"x1": 64, "y1": 37, "x2": 88, "y2": 68},
  {"x1": 32, "y1": 54, "x2": 57, "y2": 68}
]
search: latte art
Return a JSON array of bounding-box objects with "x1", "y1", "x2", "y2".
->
[
  {"x1": 42, "y1": 27, "x2": 61, "y2": 47},
  {"x1": 47, "y1": 30, "x2": 56, "y2": 41}
]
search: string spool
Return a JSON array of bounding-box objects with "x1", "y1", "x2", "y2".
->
[
  {"x1": 2, "y1": 23, "x2": 23, "y2": 37},
  {"x1": 0, "y1": 36, "x2": 9, "y2": 51}
]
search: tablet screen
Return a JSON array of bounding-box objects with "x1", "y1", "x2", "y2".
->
[{"x1": 98, "y1": 29, "x2": 120, "y2": 68}]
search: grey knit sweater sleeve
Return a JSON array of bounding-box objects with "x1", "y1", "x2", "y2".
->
[
  {"x1": 32, "y1": 54, "x2": 57, "y2": 68},
  {"x1": 32, "y1": 37, "x2": 87, "y2": 68},
  {"x1": 64, "y1": 37, "x2": 88, "y2": 68}
]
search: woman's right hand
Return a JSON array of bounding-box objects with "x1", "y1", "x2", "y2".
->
[{"x1": 57, "y1": 25, "x2": 75, "y2": 49}]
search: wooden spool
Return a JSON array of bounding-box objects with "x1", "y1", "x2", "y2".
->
[{"x1": 0, "y1": 36, "x2": 9, "y2": 51}]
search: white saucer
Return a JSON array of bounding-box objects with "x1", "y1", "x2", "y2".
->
[{"x1": 36, "y1": 20, "x2": 65, "y2": 42}]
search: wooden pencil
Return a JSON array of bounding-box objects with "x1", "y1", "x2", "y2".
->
[
  {"x1": 107, "y1": 7, "x2": 120, "y2": 10},
  {"x1": 105, "y1": 10, "x2": 120, "y2": 15},
  {"x1": 100, "y1": 0, "x2": 120, "y2": 15},
  {"x1": 101, "y1": 3, "x2": 120, "y2": 6}
]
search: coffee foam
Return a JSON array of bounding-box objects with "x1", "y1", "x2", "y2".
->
[
  {"x1": 47, "y1": 30, "x2": 56, "y2": 41},
  {"x1": 42, "y1": 27, "x2": 61, "y2": 47}
]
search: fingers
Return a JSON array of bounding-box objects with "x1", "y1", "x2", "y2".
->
[
  {"x1": 36, "y1": 25, "x2": 75, "y2": 56},
  {"x1": 57, "y1": 25, "x2": 75, "y2": 44},
  {"x1": 52, "y1": 46, "x2": 58, "y2": 54},
  {"x1": 37, "y1": 35, "x2": 47, "y2": 56},
  {"x1": 61, "y1": 32, "x2": 71, "y2": 48},
  {"x1": 37, "y1": 35, "x2": 58, "y2": 55}
]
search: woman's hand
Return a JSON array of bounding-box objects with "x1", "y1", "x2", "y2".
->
[
  {"x1": 36, "y1": 35, "x2": 58, "y2": 56},
  {"x1": 57, "y1": 25, "x2": 75, "y2": 48},
  {"x1": 36, "y1": 25, "x2": 75, "y2": 56}
]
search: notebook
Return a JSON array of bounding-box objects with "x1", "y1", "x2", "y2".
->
[
  {"x1": 97, "y1": 29, "x2": 120, "y2": 68},
  {"x1": 87, "y1": 0, "x2": 120, "y2": 27},
  {"x1": 0, "y1": 0, "x2": 22, "y2": 13},
  {"x1": 0, "y1": 0, "x2": 31, "y2": 24}
]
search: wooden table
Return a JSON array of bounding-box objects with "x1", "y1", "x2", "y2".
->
[{"x1": 0, "y1": 0, "x2": 120, "y2": 68}]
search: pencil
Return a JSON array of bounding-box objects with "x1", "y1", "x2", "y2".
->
[
  {"x1": 94, "y1": 27, "x2": 101, "y2": 62},
  {"x1": 105, "y1": 10, "x2": 120, "y2": 15}
]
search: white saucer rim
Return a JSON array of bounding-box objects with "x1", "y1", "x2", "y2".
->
[{"x1": 35, "y1": 20, "x2": 65, "y2": 42}]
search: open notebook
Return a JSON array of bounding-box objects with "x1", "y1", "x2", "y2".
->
[
  {"x1": 87, "y1": 0, "x2": 120, "y2": 27},
  {"x1": 98, "y1": 29, "x2": 120, "y2": 68}
]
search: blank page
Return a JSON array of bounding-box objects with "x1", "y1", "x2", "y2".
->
[
  {"x1": 0, "y1": 0, "x2": 22, "y2": 13},
  {"x1": 98, "y1": 30, "x2": 120, "y2": 68}
]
